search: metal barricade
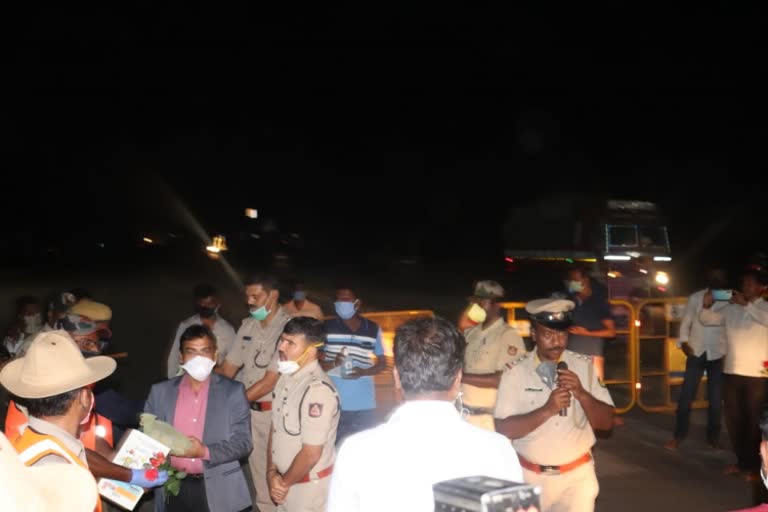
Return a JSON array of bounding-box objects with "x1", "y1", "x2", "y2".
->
[{"x1": 635, "y1": 297, "x2": 708, "y2": 412}]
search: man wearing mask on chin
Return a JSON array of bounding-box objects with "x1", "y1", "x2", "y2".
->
[
  {"x1": 268, "y1": 317, "x2": 339, "y2": 511},
  {"x1": 167, "y1": 284, "x2": 236, "y2": 379},
  {"x1": 320, "y1": 286, "x2": 386, "y2": 446},
  {"x1": 146, "y1": 324, "x2": 252, "y2": 512},
  {"x1": 0, "y1": 330, "x2": 165, "y2": 512},
  {"x1": 460, "y1": 280, "x2": 526, "y2": 431},
  {"x1": 219, "y1": 274, "x2": 291, "y2": 512}
]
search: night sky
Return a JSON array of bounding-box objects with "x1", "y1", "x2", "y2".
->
[{"x1": 3, "y1": 5, "x2": 767, "y2": 272}]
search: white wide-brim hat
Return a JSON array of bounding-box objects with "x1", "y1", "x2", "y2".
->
[{"x1": 0, "y1": 330, "x2": 116, "y2": 399}]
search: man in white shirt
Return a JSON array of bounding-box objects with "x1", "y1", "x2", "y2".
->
[
  {"x1": 664, "y1": 269, "x2": 728, "y2": 451},
  {"x1": 327, "y1": 317, "x2": 523, "y2": 512},
  {"x1": 167, "y1": 284, "x2": 236, "y2": 378},
  {"x1": 700, "y1": 269, "x2": 768, "y2": 480}
]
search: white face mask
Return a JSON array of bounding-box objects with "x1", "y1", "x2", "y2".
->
[
  {"x1": 180, "y1": 356, "x2": 216, "y2": 381},
  {"x1": 23, "y1": 313, "x2": 43, "y2": 334},
  {"x1": 277, "y1": 360, "x2": 300, "y2": 375}
]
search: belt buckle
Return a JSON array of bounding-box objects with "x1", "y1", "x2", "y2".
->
[{"x1": 540, "y1": 465, "x2": 561, "y2": 475}]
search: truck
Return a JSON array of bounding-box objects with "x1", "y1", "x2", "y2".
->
[{"x1": 502, "y1": 196, "x2": 673, "y2": 299}]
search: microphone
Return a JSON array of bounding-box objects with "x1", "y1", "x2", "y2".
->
[{"x1": 556, "y1": 361, "x2": 568, "y2": 417}]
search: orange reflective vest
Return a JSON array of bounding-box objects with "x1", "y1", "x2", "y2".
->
[
  {"x1": 5, "y1": 400, "x2": 113, "y2": 449},
  {"x1": 13, "y1": 427, "x2": 102, "y2": 512}
]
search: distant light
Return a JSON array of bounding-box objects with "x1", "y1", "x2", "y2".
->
[
  {"x1": 143, "y1": 237, "x2": 153, "y2": 244},
  {"x1": 208, "y1": 235, "x2": 227, "y2": 253},
  {"x1": 634, "y1": 320, "x2": 641, "y2": 327},
  {"x1": 245, "y1": 208, "x2": 258, "y2": 219},
  {"x1": 604, "y1": 255, "x2": 631, "y2": 261},
  {"x1": 607, "y1": 271, "x2": 618, "y2": 279},
  {"x1": 250, "y1": 233, "x2": 261, "y2": 239},
  {"x1": 290, "y1": 233, "x2": 300, "y2": 239},
  {"x1": 654, "y1": 256, "x2": 672, "y2": 262},
  {"x1": 655, "y1": 271, "x2": 670, "y2": 285},
  {"x1": 639, "y1": 268, "x2": 648, "y2": 274},
  {"x1": 168, "y1": 233, "x2": 177, "y2": 238},
  {"x1": 627, "y1": 252, "x2": 641, "y2": 258},
  {"x1": 504, "y1": 257, "x2": 514, "y2": 263},
  {"x1": 657, "y1": 286, "x2": 668, "y2": 293},
  {"x1": 97, "y1": 242, "x2": 105, "y2": 249},
  {"x1": 565, "y1": 258, "x2": 574, "y2": 263},
  {"x1": 635, "y1": 382, "x2": 642, "y2": 390}
]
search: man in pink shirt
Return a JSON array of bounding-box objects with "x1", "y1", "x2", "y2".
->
[{"x1": 145, "y1": 325, "x2": 252, "y2": 512}]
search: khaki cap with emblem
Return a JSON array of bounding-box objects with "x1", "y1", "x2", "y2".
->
[
  {"x1": 525, "y1": 298, "x2": 575, "y2": 330},
  {"x1": 472, "y1": 280, "x2": 505, "y2": 300}
]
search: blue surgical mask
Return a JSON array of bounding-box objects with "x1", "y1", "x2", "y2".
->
[
  {"x1": 334, "y1": 301, "x2": 357, "y2": 320},
  {"x1": 250, "y1": 306, "x2": 270, "y2": 321},
  {"x1": 293, "y1": 291, "x2": 307, "y2": 301},
  {"x1": 567, "y1": 280, "x2": 584, "y2": 294}
]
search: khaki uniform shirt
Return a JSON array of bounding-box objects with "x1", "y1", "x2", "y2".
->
[
  {"x1": 271, "y1": 360, "x2": 339, "y2": 479},
  {"x1": 494, "y1": 349, "x2": 614, "y2": 465},
  {"x1": 226, "y1": 308, "x2": 292, "y2": 401},
  {"x1": 462, "y1": 318, "x2": 525, "y2": 409}
]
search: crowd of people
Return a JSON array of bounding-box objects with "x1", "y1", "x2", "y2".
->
[{"x1": 1, "y1": 266, "x2": 767, "y2": 512}]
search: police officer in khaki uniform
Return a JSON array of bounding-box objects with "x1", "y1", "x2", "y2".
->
[
  {"x1": 268, "y1": 317, "x2": 339, "y2": 512},
  {"x1": 494, "y1": 298, "x2": 614, "y2": 512},
  {"x1": 460, "y1": 280, "x2": 526, "y2": 430},
  {"x1": 219, "y1": 274, "x2": 292, "y2": 512}
]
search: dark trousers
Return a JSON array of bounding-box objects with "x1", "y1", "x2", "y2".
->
[
  {"x1": 167, "y1": 478, "x2": 209, "y2": 512},
  {"x1": 723, "y1": 374, "x2": 768, "y2": 472},
  {"x1": 673, "y1": 353, "x2": 723, "y2": 443},
  {"x1": 336, "y1": 409, "x2": 378, "y2": 446}
]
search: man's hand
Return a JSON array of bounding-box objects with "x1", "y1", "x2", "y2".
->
[
  {"x1": 545, "y1": 387, "x2": 571, "y2": 416},
  {"x1": 680, "y1": 342, "x2": 694, "y2": 357},
  {"x1": 731, "y1": 291, "x2": 748, "y2": 306},
  {"x1": 179, "y1": 436, "x2": 206, "y2": 459},
  {"x1": 568, "y1": 326, "x2": 590, "y2": 336},
  {"x1": 703, "y1": 290, "x2": 714, "y2": 308},
  {"x1": 269, "y1": 472, "x2": 289, "y2": 504},
  {"x1": 130, "y1": 468, "x2": 169, "y2": 488},
  {"x1": 557, "y1": 368, "x2": 586, "y2": 401}
]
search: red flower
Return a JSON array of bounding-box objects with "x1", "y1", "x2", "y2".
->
[
  {"x1": 155, "y1": 452, "x2": 166, "y2": 464},
  {"x1": 763, "y1": 361, "x2": 768, "y2": 369},
  {"x1": 149, "y1": 458, "x2": 160, "y2": 468},
  {"x1": 145, "y1": 468, "x2": 159, "y2": 481}
]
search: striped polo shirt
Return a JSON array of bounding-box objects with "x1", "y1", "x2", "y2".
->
[{"x1": 324, "y1": 317, "x2": 384, "y2": 411}]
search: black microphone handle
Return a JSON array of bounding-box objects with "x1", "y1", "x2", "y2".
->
[{"x1": 557, "y1": 362, "x2": 568, "y2": 416}]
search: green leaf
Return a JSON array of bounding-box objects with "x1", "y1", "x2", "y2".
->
[
  {"x1": 175, "y1": 471, "x2": 187, "y2": 480},
  {"x1": 167, "y1": 469, "x2": 176, "y2": 477},
  {"x1": 166, "y1": 479, "x2": 181, "y2": 496}
]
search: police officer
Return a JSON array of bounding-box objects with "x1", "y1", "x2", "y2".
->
[
  {"x1": 268, "y1": 317, "x2": 339, "y2": 512},
  {"x1": 460, "y1": 280, "x2": 525, "y2": 430},
  {"x1": 219, "y1": 274, "x2": 292, "y2": 512},
  {"x1": 494, "y1": 298, "x2": 614, "y2": 512}
]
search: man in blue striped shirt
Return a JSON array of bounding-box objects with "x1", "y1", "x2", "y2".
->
[{"x1": 321, "y1": 286, "x2": 386, "y2": 445}]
